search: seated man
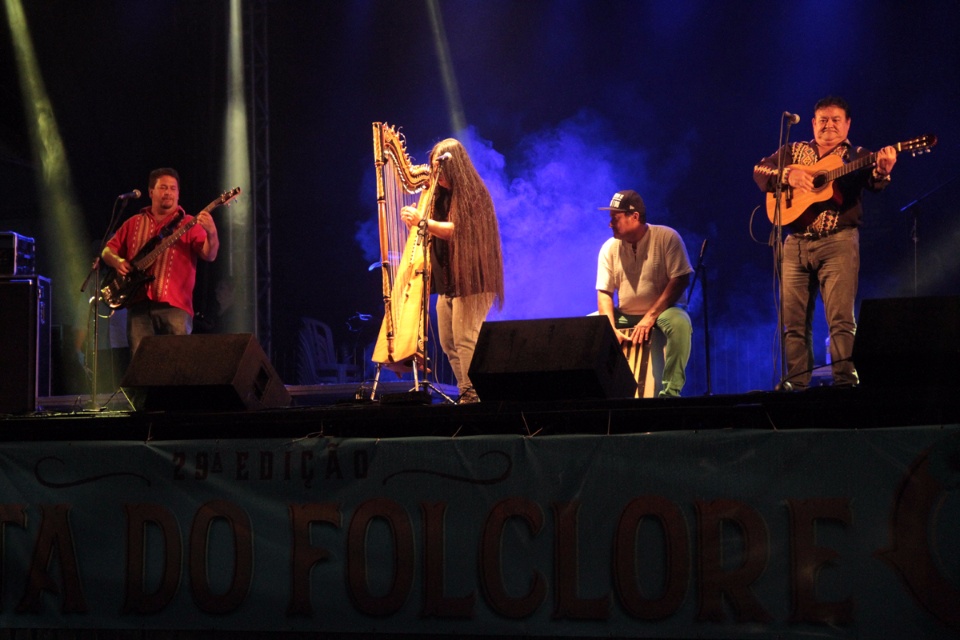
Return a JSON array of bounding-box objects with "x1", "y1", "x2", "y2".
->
[{"x1": 596, "y1": 190, "x2": 693, "y2": 397}]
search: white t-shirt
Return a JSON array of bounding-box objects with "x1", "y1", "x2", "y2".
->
[{"x1": 596, "y1": 224, "x2": 693, "y2": 315}]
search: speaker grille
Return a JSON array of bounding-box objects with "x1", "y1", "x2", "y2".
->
[
  {"x1": 853, "y1": 295, "x2": 960, "y2": 388},
  {"x1": 121, "y1": 334, "x2": 290, "y2": 411},
  {"x1": 468, "y1": 317, "x2": 637, "y2": 401}
]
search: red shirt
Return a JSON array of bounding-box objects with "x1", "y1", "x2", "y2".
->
[{"x1": 106, "y1": 206, "x2": 208, "y2": 315}]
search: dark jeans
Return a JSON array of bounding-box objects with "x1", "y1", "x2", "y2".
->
[
  {"x1": 782, "y1": 227, "x2": 859, "y2": 388},
  {"x1": 127, "y1": 300, "x2": 193, "y2": 355}
]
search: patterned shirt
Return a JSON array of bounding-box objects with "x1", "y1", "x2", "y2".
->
[
  {"x1": 753, "y1": 139, "x2": 889, "y2": 238},
  {"x1": 105, "y1": 206, "x2": 208, "y2": 315}
]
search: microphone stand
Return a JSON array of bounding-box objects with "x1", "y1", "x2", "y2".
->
[
  {"x1": 899, "y1": 178, "x2": 954, "y2": 297},
  {"x1": 414, "y1": 216, "x2": 455, "y2": 404},
  {"x1": 688, "y1": 239, "x2": 711, "y2": 395},
  {"x1": 769, "y1": 114, "x2": 796, "y2": 391},
  {"x1": 79, "y1": 196, "x2": 131, "y2": 410},
  {"x1": 909, "y1": 201, "x2": 919, "y2": 298}
]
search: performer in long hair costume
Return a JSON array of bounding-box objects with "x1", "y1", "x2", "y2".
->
[{"x1": 400, "y1": 138, "x2": 504, "y2": 403}]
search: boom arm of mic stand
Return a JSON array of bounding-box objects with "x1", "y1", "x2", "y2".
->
[
  {"x1": 688, "y1": 239, "x2": 707, "y2": 294},
  {"x1": 83, "y1": 198, "x2": 131, "y2": 292},
  {"x1": 80, "y1": 257, "x2": 100, "y2": 294},
  {"x1": 899, "y1": 175, "x2": 958, "y2": 213}
]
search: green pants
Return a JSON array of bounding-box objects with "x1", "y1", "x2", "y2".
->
[{"x1": 616, "y1": 306, "x2": 693, "y2": 397}]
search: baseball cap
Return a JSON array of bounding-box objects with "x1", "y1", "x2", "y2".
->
[{"x1": 598, "y1": 190, "x2": 645, "y2": 215}]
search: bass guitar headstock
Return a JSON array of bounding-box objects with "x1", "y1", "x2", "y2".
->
[
  {"x1": 218, "y1": 186, "x2": 242, "y2": 206},
  {"x1": 202, "y1": 186, "x2": 242, "y2": 213}
]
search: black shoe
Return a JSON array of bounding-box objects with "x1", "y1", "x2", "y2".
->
[{"x1": 458, "y1": 389, "x2": 479, "y2": 404}]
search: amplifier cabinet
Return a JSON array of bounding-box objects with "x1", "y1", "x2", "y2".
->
[
  {"x1": 0, "y1": 231, "x2": 36, "y2": 276},
  {"x1": 0, "y1": 276, "x2": 52, "y2": 413}
]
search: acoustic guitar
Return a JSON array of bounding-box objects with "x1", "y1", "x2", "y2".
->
[
  {"x1": 765, "y1": 134, "x2": 937, "y2": 225},
  {"x1": 100, "y1": 187, "x2": 241, "y2": 309}
]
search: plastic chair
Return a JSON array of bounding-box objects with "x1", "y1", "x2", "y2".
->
[{"x1": 296, "y1": 317, "x2": 358, "y2": 384}]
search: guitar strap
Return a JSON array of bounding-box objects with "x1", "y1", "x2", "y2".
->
[
  {"x1": 132, "y1": 210, "x2": 184, "y2": 271},
  {"x1": 157, "y1": 211, "x2": 184, "y2": 239}
]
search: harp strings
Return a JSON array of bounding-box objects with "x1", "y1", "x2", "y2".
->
[
  {"x1": 383, "y1": 150, "x2": 421, "y2": 325},
  {"x1": 372, "y1": 122, "x2": 433, "y2": 367}
]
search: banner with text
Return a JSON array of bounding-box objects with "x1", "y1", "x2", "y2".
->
[{"x1": 0, "y1": 426, "x2": 957, "y2": 638}]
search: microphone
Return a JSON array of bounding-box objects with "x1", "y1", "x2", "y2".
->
[
  {"x1": 783, "y1": 111, "x2": 801, "y2": 125},
  {"x1": 699, "y1": 238, "x2": 708, "y2": 260},
  {"x1": 117, "y1": 189, "x2": 141, "y2": 200},
  {"x1": 436, "y1": 152, "x2": 452, "y2": 162}
]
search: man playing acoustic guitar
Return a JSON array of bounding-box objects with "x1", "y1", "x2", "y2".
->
[
  {"x1": 754, "y1": 96, "x2": 897, "y2": 389},
  {"x1": 101, "y1": 168, "x2": 220, "y2": 355}
]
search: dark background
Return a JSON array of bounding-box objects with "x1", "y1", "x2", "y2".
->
[{"x1": 2, "y1": 0, "x2": 958, "y2": 395}]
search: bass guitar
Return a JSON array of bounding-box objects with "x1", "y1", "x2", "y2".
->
[
  {"x1": 100, "y1": 187, "x2": 241, "y2": 309},
  {"x1": 766, "y1": 134, "x2": 937, "y2": 225}
]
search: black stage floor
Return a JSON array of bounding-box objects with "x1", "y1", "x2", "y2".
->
[{"x1": 2, "y1": 381, "x2": 957, "y2": 443}]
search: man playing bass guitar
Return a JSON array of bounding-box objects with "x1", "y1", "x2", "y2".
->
[
  {"x1": 101, "y1": 167, "x2": 220, "y2": 355},
  {"x1": 753, "y1": 96, "x2": 896, "y2": 389}
]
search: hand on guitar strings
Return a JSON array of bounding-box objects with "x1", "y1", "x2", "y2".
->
[
  {"x1": 786, "y1": 167, "x2": 814, "y2": 193},
  {"x1": 112, "y1": 257, "x2": 133, "y2": 276}
]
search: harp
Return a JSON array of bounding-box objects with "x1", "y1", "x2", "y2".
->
[{"x1": 370, "y1": 122, "x2": 439, "y2": 379}]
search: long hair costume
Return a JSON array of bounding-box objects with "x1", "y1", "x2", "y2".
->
[{"x1": 428, "y1": 137, "x2": 504, "y2": 321}]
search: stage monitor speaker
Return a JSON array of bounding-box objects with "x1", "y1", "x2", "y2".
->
[
  {"x1": 121, "y1": 334, "x2": 290, "y2": 411},
  {"x1": 468, "y1": 317, "x2": 637, "y2": 402},
  {"x1": 852, "y1": 295, "x2": 960, "y2": 388},
  {"x1": 0, "y1": 276, "x2": 51, "y2": 414}
]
